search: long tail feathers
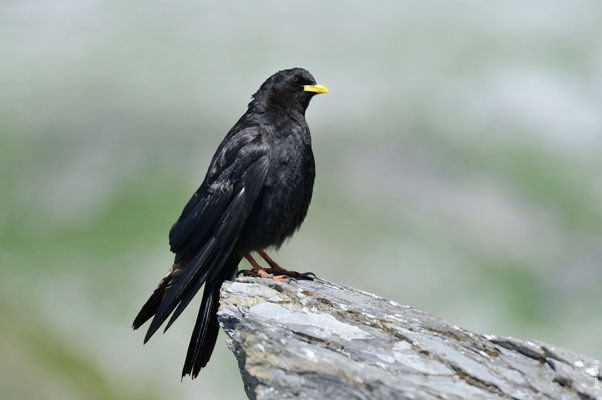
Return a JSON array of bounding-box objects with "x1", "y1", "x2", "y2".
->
[
  {"x1": 181, "y1": 280, "x2": 220, "y2": 378},
  {"x1": 182, "y1": 254, "x2": 239, "y2": 378},
  {"x1": 132, "y1": 265, "x2": 175, "y2": 330},
  {"x1": 133, "y1": 249, "x2": 240, "y2": 379}
]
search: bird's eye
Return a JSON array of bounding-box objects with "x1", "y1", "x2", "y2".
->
[{"x1": 292, "y1": 75, "x2": 300, "y2": 83}]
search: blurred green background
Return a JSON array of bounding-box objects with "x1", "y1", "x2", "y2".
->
[{"x1": 1, "y1": 1, "x2": 601, "y2": 399}]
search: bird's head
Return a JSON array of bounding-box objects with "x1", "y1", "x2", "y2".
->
[{"x1": 251, "y1": 68, "x2": 328, "y2": 115}]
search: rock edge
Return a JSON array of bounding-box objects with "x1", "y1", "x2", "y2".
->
[{"x1": 217, "y1": 277, "x2": 600, "y2": 400}]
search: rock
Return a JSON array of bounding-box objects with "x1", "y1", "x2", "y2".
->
[{"x1": 217, "y1": 278, "x2": 601, "y2": 400}]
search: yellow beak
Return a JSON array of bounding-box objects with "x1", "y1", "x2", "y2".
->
[{"x1": 303, "y1": 84, "x2": 329, "y2": 94}]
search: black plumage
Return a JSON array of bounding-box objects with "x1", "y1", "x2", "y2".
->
[{"x1": 132, "y1": 68, "x2": 327, "y2": 378}]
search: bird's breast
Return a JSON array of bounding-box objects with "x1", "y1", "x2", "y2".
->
[{"x1": 238, "y1": 134, "x2": 315, "y2": 252}]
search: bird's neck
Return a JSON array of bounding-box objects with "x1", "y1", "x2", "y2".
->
[{"x1": 248, "y1": 100, "x2": 307, "y2": 122}]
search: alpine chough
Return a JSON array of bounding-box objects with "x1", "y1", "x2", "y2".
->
[{"x1": 133, "y1": 67, "x2": 328, "y2": 378}]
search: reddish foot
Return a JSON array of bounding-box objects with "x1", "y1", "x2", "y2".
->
[{"x1": 238, "y1": 251, "x2": 316, "y2": 282}]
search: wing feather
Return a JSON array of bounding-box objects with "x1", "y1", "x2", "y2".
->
[{"x1": 134, "y1": 127, "x2": 270, "y2": 344}]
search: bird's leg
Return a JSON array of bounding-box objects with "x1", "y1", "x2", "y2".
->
[
  {"x1": 239, "y1": 253, "x2": 289, "y2": 282},
  {"x1": 256, "y1": 249, "x2": 283, "y2": 270},
  {"x1": 257, "y1": 249, "x2": 316, "y2": 280}
]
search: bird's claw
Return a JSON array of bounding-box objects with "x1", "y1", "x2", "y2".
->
[
  {"x1": 237, "y1": 269, "x2": 258, "y2": 278},
  {"x1": 237, "y1": 268, "x2": 315, "y2": 282},
  {"x1": 237, "y1": 269, "x2": 290, "y2": 283},
  {"x1": 288, "y1": 271, "x2": 316, "y2": 280},
  {"x1": 300, "y1": 271, "x2": 316, "y2": 280},
  {"x1": 265, "y1": 269, "x2": 315, "y2": 280}
]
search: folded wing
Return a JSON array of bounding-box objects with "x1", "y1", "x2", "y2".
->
[{"x1": 133, "y1": 128, "x2": 269, "y2": 343}]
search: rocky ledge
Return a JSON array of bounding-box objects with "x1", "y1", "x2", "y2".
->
[{"x1": 217, "y1": 277, "x2": 600, "y2": 400}]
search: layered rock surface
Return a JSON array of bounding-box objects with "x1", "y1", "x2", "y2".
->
[{"x1": 217, "y1": 277, "x2": 600, "y2": 400}]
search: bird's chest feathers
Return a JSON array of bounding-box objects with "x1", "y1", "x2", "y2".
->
[{"x1": 265, "y1": 133, "x2": 310, "y2": 190}]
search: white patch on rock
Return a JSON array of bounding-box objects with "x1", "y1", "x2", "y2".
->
[
  {"x1": 248, "y1": 303, "x2": 371, "y2": 340},
  {"x1": 227, "y1": 282, "x2": 248, "y2": 294},
  {"x1": 585, "y1": 367, "x2": 596, "y2": 376},
  {"x1": 304, "y1": 349, "x2": 316, "y2": 359},
  {"x1": 364, "y1": 349, "x2": 396, "y2": 364},
  {"x1": 393, "y1": 341, "x2": 412, "y2": 351},
  {"x1": 386, "y1": 314, "x2": 407, "y2": 323}
]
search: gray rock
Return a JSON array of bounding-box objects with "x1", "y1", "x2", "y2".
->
[{"x1": 217, "y1": 278, "x2": 601, "y2": 400}]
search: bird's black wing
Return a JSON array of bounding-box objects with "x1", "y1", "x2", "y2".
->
[
  {"x1": 168, "y1": 126, "x2": 266, "y2": 260},
  {"x1": 133, "y1": 127, "x2": 269, "y2": 343}
]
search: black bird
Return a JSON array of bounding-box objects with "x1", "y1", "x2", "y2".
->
[{"x1": 133, "y1": 68, "x2": 328, "y2": 378}]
